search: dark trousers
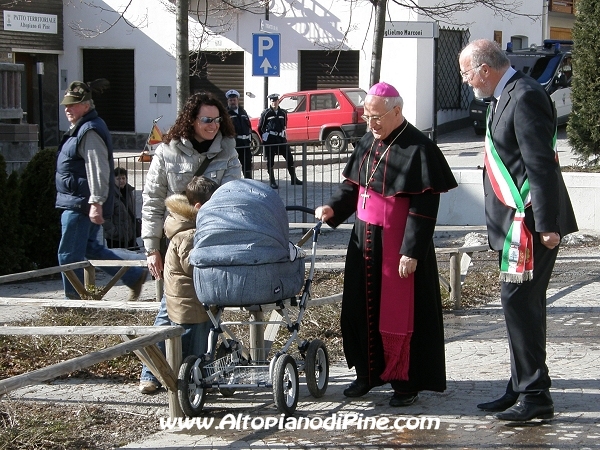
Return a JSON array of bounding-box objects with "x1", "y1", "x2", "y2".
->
[
  {"x1": 500, "y1": 236, "x2": 559, "y2": 405},
  {"x1": 264, "y1": 136, "x2": 296, "y2": 178},
  {"x1": 235, "y1": 139, "x2": 252, "y2": 179}
]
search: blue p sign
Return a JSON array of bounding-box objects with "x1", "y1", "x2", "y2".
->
[{"x1": 252, "y1": 33, "x2": 280, "y2": 77}]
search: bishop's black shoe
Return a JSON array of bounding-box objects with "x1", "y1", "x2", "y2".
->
[
  {"x1": 343, "y1": 378, "x2": 384, "y2": 398},
  {"x1": 389, "y1": 392, "x2": 419, "y2": 407}
]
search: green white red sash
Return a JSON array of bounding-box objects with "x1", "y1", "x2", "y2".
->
[{"x1": 484, "y1": 106, "x2": 533, "y2": 283}]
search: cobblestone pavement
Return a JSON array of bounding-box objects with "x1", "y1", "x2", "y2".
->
[
  {"x1": 4, "y1": 246, "x2": 599, "y2": 449},
  {"x1": 115, "y1": 265, "x2": 600, "y2": 449}
]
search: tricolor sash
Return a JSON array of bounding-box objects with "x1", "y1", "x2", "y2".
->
[{"x1": 484, "y1": 106, "x2": 533, "y2": 283}]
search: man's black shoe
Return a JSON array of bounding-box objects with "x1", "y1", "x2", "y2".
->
[
  {"x1": 389, "y1": 392, "x2": 418, "y2": 407},
  {"x1": 269, "y1": 181, "x2": 278, "y2": 189},
  {"x1": 290, "y1": 178, "x2": 303, "y2": 185},
  {"x1": 343, "y1": 378, "x2": 382, "y2": 398},
  {"x1": 477, "y1": 393, "x2": 518, "y2": 412},
  {"x1": 494, "y1": 401, "x2": 554, "y2": 421}
]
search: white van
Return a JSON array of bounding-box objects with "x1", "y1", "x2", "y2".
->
[{"x1": 469, "y1": 40, "x2": 573, "y2": 134}]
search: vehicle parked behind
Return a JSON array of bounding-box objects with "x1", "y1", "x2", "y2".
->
[
  {"x1": 469, "y1": 40, "x2": 573, "y2": 135},
  {"x1": 250, "y1": 88, "x2": 368, "y2": 154}
]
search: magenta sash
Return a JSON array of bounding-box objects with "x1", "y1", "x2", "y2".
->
[{"x1": 357, "y1": 186, "x2": 414, "y2": 381}]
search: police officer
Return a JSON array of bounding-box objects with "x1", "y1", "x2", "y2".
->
[
  {"x1": 226, "y1": 89, "x2": 253, "y2": 179},
  {"x1": 258, "y1": 93, "x2": 302, "y2": 189}
]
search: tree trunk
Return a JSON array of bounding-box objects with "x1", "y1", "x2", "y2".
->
[
  {"x1": 370, "y1": 0, "x2": 387, "y2": 86},
  {"x1": 176, "y1": 0, "x2": 190, "y2": 111}
]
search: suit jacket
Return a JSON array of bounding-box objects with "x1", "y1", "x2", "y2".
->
[{"x1": 484, "y1": 71, "x2": 578, "y2": 250}]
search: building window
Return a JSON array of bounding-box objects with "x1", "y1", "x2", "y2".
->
[{"x1": 82, "y1": 49, "x2": 135, "y2": 133}]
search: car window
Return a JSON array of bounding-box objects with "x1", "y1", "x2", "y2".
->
[
  {"x1": 530, "y1": 55, "x2": 562, "y2": 84},
  {"x1": 310, "y1": 93, "x2": 339, "y2": 111},
  {"x1": 279, "y1": 95, "x2": 306, "y2": 113},
  {"x1": 344, "y1": 90, "x2": 366, "y2": 106}
]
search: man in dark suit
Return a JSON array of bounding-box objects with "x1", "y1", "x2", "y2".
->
[{"x1": 459, "y1": 39, "x2": 578, "y2": 422}]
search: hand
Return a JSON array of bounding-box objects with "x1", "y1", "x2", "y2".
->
[
  {"x1": 147, "y1": 252, "x2": 164, "y2": 280},
  {"x1": 89, "y1": 203, "x2": 104, "y2": 225},
  {"x1": 540, "y1": 232, "x2": 560, "y2": 249},
  {"x1": 315, "y1": 205, "x2": 334, "y2": 222},
  {"x1": 398, "y1": 255, "x2": 417, "y2": 278}
]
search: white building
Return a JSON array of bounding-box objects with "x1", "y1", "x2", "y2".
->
[{"x1": 1, "y1": 0, "x2": 575, "y2": 149}]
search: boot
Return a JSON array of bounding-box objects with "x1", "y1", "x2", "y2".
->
[{"x1": 268, "y1": 169, "x2": 278, "y2": 189}]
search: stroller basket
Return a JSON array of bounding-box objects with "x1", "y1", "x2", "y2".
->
[{"x1": 204, "y1": 350, "x2": 271, "y2": 386}]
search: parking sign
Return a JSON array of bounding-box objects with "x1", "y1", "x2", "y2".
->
[{"x1": 252, "y1": 33, "x2": 280, "y2": 77}]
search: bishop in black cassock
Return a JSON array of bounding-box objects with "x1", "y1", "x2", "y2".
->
[{"x1": 316, "y1": 82, "x2": 457, "y2": 407}]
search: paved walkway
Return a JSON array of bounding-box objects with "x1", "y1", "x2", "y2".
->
[
  {"x1": 115, "y1": 253, "x2": 600, "y2": 449},
  {"x1": 4, "y1": 126, "x2": 598, "y2": 448},
  {"x1": 3, "y1": 247, "x2": 599, "y2": 449}
]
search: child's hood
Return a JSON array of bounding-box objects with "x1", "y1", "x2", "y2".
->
[{"x1": 164, "y1": 194, "x2": 198, "y2": 239}]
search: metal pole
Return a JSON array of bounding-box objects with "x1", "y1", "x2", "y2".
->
[
  {"x1": 264, "y1": 3, "x2": 269, "y2": 109},
  {"x1": 36, "y1": 62, "x2": 44, "y2": 150},
  {"x1": 432, "y1": 34, "x2": 438, "y2": 144}
]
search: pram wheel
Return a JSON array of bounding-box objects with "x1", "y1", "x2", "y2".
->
[
  {"x1": 216, "y1": 339, "x2": 237, "y2": 397},
  {"x1": 272, "y1": 354, "x2": 299, "y2": 416},
  {"x1": 304, "y1": 339, "x2": 329, "y2": 398},
  {"x1": 178, "y1": 355, "x2": 206, "y2": 417}
]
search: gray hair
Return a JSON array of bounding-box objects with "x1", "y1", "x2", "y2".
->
[
  {"x1": 383, "y1": 95, "x2": 403, "y2": 110},
  {"x1": 366, "y1": 94, "x2": 403, "y2": 110},
  {"x1": 465, "y1": 39, "x2": 510, "y2": 71}
]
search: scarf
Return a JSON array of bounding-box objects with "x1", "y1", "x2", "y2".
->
[{"x1": 484, "y1": 106, "x2": 533, "y2": 283}]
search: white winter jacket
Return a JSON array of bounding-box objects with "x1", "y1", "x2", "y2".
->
[{"x1": 141, "y1": 133, "x2": 242, "y2": 250}]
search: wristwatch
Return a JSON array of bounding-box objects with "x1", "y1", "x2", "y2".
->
[{"x1": 145, "y1": 248, "x2": 159, "y2": 257}]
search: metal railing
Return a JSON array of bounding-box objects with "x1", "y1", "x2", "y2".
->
[{"x1": 112, "y1": 138, "x2": 358, "y2": 249}]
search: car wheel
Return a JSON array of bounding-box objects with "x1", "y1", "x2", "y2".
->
[
  {"x1": 251, "y1": 133, "x2": 262, "y2": 156},
  {"x1": 474, "y1": 127, "x2": 485, "y2": 136},
  {"x1": 325, "y1": 130, "x2": 347, "y2": 153}
]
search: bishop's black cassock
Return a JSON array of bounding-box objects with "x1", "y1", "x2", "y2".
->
[{"x1": 326, "y1": 120, "x2": 457, "y2": 393}]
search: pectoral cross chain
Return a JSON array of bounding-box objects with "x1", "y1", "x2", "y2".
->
[{"x1": 361, "y1": 189, "x2": 370, "y2": 209}]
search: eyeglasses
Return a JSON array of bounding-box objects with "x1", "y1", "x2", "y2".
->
[
  {"x1": 197, "y1": 116, "x2": 223, "y2": 124},
  {"x1": 361, "y1": 107, "x2": 394, "y2": 124},
  {"x1": 460, "y1": 64, "x2": 482, "y2": 80}
]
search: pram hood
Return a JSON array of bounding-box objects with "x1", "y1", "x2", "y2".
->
[{"x1": 190, "y1": 179, "x2": 291, "y2": 267}]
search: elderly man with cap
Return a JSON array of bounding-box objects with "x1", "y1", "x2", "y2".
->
[
  {"x1": 226, "y1": 89, "x2": 253, "y2": 178},
  {"x1": 55, "y1": 80, "x2": 148, "y2": 300},
  {"x1": 258, "y1": 93, "x2": 302, "y2": 189},
  {"x1": 315, "y1": 82, "x2": 457, "y2": 407}
]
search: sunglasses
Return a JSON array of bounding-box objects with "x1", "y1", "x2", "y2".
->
[{"x1": 197, "y1": 116, "x2": 223, "y2": 124}]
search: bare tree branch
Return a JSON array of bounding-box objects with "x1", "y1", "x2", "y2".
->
[
  {"x1": 66, "y1": 0, "x2": 148, "y2": 38},
  {"x1": 389, "y1": 0, "x2": 538, "y2": 22}
]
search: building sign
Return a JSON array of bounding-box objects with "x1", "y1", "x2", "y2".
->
[
  {"x1": 3, "y1": 11, "x2": 58, "y2": 34},
  {"x1": 260, "y1": 19, "x2": 278, "y2": 34},
  {"x1": 384, "y1": 21, "x2": 438, "y2": 39}
]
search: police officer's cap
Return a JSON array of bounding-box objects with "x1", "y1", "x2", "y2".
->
[
  {"x1": 226, "y1": 89, "x2": 240, "y2": 98},
  {"x1": 267, "y1": 93, "x2": 280, "y2": 100}
]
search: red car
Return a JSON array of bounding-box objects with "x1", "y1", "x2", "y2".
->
[{"x1": 250, "y1": 88, "x2": 368, "y2": 153}]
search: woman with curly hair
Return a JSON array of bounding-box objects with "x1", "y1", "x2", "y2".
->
[{"x1": 139, "y1": 92, "x2": 242, "y2": 393}]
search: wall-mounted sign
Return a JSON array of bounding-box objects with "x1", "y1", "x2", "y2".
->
[
  {"x1": 384, "y1": 21, "x2": 438, "y2": 39},
  {"x1": 3, "y1": 11, "x2": 58, "y2": 34},
  {"x1": 260, "y1": 19, "x2": 278, "y2": 34}
]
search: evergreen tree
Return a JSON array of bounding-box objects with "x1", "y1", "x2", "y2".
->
[
  {"x1": 0, "y1": 155, "x2": 27, "y2": 275},
  {"x1": 567, "y1": 0, "x2": 600, "y2": 162},
  {"x1": 18, "y1": 148, "x2": 61, "y2": 269}
]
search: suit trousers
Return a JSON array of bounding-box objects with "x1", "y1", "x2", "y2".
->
[{"x1": 500, "y1": 235, "x2": 559, "y2": 405}]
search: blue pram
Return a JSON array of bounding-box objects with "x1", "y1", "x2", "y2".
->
[{"x1": 177, "y1": 179, "x2": 330, "y2": 416}]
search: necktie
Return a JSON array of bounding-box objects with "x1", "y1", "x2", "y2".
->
[{"x1": 488, "y1": 97, "x2": 497, "y2": 129}]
